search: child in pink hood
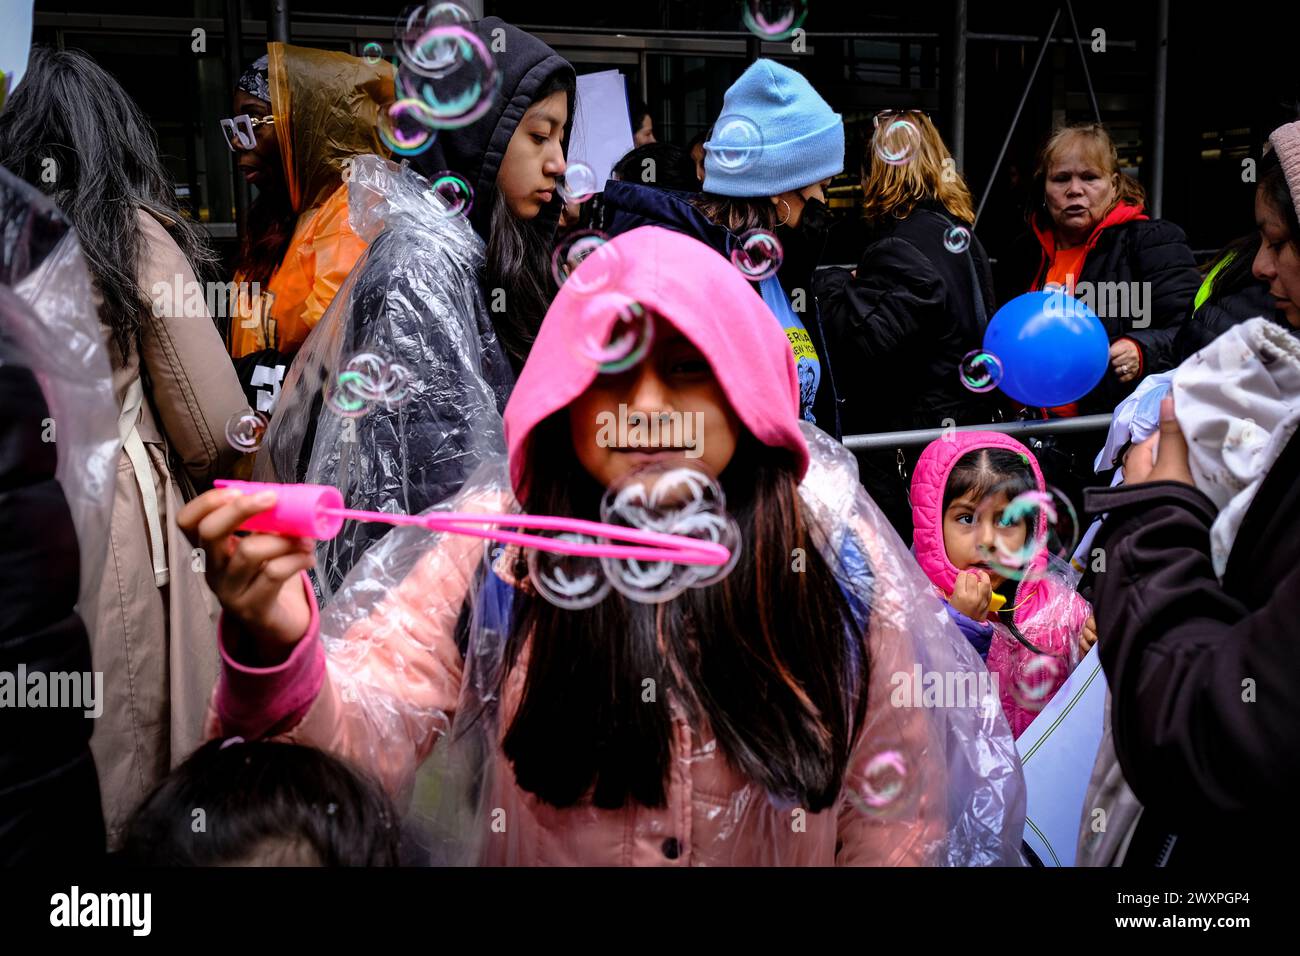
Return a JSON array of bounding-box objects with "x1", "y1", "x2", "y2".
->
[
  {"x1": 179, "y1": 225, "x2": 1025, "y2": 865},
  {"x1": 910, "y1": 432, "x2": 1097, "y2": 737}
]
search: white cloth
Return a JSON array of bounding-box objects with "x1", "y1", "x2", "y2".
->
[{"x1": 1173, "y1": 317, "x2": 1300, "y2": 576}]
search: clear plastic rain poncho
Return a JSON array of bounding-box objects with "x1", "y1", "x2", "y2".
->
[
  {"x1": 0, "y1": 167, "x2": 119, "y2": 616},
  {"x1": 255, "y1": 154, "x2": 514, "y2": 601},
  {"x1": 292, "y1": 423, "x2": 1027, "y2": 866}
]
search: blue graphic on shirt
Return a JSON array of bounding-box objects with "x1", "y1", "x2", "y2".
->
[{"x1": 758, "y1": 275, "x2": 820, "y2": 423}]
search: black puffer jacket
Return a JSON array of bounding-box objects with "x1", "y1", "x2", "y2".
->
[
  {"x1": 995, "y1": 209, "x2": 1200, "y2": 414},
  {"x1": 815, "y1": 202, "x2": 1002, "y2": 435},
  {"x1": 1082, "y1": 427, "x2": 1300, "y2": 866}
]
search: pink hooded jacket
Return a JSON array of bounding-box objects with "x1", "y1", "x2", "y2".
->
[
  {"x1": 909, "y1": 431, "x2": 1091, "y2": 737},
  {"x1": 207, "y1": 227, "x2": 1024, "y2": 865}
]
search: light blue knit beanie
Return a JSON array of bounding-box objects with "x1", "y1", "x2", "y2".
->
[{"x1": 703, "y1": 59, "x2": 844, "y2": 197}]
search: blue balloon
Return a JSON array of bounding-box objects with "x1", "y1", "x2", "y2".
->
[{"x1": 983, "y1": 290, "x2": 1110, "y2": 407}]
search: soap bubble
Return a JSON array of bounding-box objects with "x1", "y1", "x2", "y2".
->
[
  {"x1": 858, "y1": 750, "x2": 909, "y2": 809},
  {"x1": 708, "y1": 115, "x2": 764, "y2": 174},
  {"x1": 943, "y1": 225, "x2": 972, "y2": 254},
  {"x1": 362, "y1": 42, "x2": 385, "y2": 65},
  {"x1": 730, "y1": 229, "x2": 784, "y2": 281},
  {"x1": 1010, "y1": 653, "x2": 1069, "y2": 711},
  {"x1": 378, "y1": 99, "x2": 436, "y2": 156},
  {"x1": 396, "y1": 26, "x2": 500, "y2": 129},
  {"x1": 971, "y1": 484, "x2": 1081, "y2": 582},
  {"x1": 843, "y1": 746, "x2": 918, "y2": 821},
  {"x1": 323, "y1": 352, "x2": 414, "y2": 417},
  {"x1": 225, "y1": 408, "x2": 269, "y2": 453},
  {"x1": 557, "y1": 162, "x2": 598, "y2": 204},
  {"x1": 429, "y1": 172, "x2": 473, "y2": 218},
  {"x1": 741, "y1": 0, "x2": 808, "y2": 41},
  {"x1": 570, "y1": 300, "x2": 655, "y2": 374},
  {"x1": 958, "y1": 349, "x2": 1004, "y2": 393},
  {"x1": 599, "y1": 462, "x2": 742, "y2": 603},
  {"x1": 875, "y1": 118, "x2": 920, "y2": 166},
  {"x1": 527, "y1": 533, "x2": 611, "y2": 610},
  {"x1": 395, "y1": 2, "x2": 474, "y2": 79},
  {"x1": 552, "y1": 229, "x2": 623, "y2": 296}
]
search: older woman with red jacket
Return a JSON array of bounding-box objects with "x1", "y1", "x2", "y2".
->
[{"x1": 995, "y1": 123, "x2": 1200, "y2": 416}]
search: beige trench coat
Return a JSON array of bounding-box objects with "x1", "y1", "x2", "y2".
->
[{"x1": 85, "y1": 209, "x2": 246, "y2": 845}]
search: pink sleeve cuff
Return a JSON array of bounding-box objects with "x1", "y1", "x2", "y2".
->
[{"x1": 214, "y1": 571, "x2": 325, "y2": 739}]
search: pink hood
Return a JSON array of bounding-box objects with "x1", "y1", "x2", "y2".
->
[
  {"x1": 503, "y1": 225, "x2": 810, "y2": 496},
  {"x1": 909, "y1": 431, "x2": 1050, "y2": 622}
]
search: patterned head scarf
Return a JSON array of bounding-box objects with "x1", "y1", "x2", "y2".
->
[{"x1": 237, "y1": 54, "x2": 270, "y2": 103}]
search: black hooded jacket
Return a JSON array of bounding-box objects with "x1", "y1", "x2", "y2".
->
[
  {"x1": 260, "y1": 21, "x2": 575, "y2": 596},
  {"x1": 411, "y1": 16, "x2": 575, "y2": 244}
]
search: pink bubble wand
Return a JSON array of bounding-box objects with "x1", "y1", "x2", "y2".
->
[{"x1": 214, "y1": 479, "x2": 729, "y2": 567}]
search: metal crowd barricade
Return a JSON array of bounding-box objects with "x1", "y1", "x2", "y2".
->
[{"x1": 842, "y1": 414, "x2": 1113, "y2": 452}]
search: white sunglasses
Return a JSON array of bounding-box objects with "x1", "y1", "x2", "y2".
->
[{"x1": 220, "y1": 113, "x2": 275, "y2": 151}]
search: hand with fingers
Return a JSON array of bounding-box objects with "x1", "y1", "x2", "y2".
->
[
  {"x1": 1121, "y1": 395, "x2": 1195, "y2": 487},
  {"x1": 1109, "y1": 339, "x2": 1142, "y2": 384},
  {"x1": 950, "y1": 569, "x2": 993, "y2": 622},
  {"x1": 1078, "y1": 614, "x2": 1098, "y2": 657},
  {"x1": 177, "y1": 487, "x2": 315, "y2": 665}
]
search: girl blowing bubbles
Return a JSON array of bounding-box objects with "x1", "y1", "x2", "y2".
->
[
  {"x1": 910, "y1": 434, "x2": 1097, "y2": 737},
  {"x1": 179, "y1": 227, "x2": 1025, "y2": 865}
]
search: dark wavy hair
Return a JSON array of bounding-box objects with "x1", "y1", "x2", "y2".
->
[
  {"x1": 484, "y1": 70, "x2": 576, "y2": 370},
  {"x1": 0, "y1": 46, "x2": 216, "y2": 360},
  {"x1": 499, "y1": 417, "x2": 867, "y2": 812}
]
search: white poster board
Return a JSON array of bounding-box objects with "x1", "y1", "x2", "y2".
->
[
  {"x1": 567, "y1": 69, "x2": 635, "y2": 194},
  {"x1": 1015, "y1": 645, "x2": 1108, "y2": 866}
]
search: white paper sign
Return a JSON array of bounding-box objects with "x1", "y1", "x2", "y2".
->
[
  {"x1": 1015, "y1": 645, "x2": 1108, "y2": 866},
  {"x1": 567, "y1": 69, "x2": 635, "y2": 195}
]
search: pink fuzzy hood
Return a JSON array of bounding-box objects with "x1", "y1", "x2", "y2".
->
[
  {"x1": 503, "y1": 225, "x2": 810, "y2": 496},
  {"x1": 909, "y1": 431, "x2": 1049, "y2": 617}
]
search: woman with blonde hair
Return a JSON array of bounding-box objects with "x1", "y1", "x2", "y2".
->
[
  {"x1": 995, "y1": 122, "x2": 1199, "y2": 414},
  {"x1": 817, "y1": 110, "x2": 999, "y2": 538}
]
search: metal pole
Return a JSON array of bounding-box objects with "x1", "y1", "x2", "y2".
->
[
  {"x1": 842, "y1": 414, "x2": 1113, "y2": 452},
  {"x1": 1064, "y1": 0, "x2": 1101, "y2": 122},
  {"x1": 222, "y1": 0, "x2": 248, "y2": 246},
  {"x1": 974, "y1": 7, "x2": 1061, "y2": 226},
  {"x1": 951, "y1": 0, "x2": 968, "y2": 170},
  {"x1": 1151, "y1": 0, "x2": 1169, "y2": 219},
  {"x1": 269, "y1": 0, "x2": 290, "y2": 44}
]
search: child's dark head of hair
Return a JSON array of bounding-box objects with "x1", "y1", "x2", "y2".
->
[
  {"x1": 612, "y1": 142, "x2": 701, "y2": 193},
  {"x1": 118, "y1": 739, "x2": 400, "y2": 866},
  {"x1": 942, "y1": 447, "x2": 1038, "y2": 516}
]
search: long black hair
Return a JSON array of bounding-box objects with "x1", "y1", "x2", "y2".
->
[
  {"x1": 499, "y1": 416, "x2": 867, "y2": 813},
  {"x1": 0, "y1": 46, "x2": 216, "y2": 361},
  {"x1": 484, "y1": 70, "x2": 576, "y2": 370},
  {"x1": 943, "y1": 447, "x2": 1051, "y2": 653}
]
